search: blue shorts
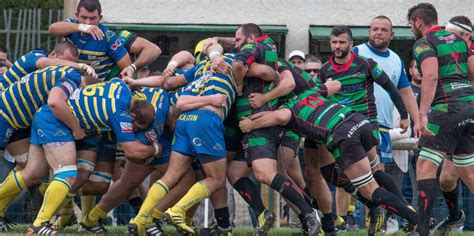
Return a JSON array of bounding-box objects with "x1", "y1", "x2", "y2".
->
[
  {"x1": 136, "y1": 128, "x2": 172, "y2": 167},
  {"x1": 378, "y1": 126, "x2": 393, "y2": 163},
  {"x1": 172, "y1": 109, "x2": 226, "y2": 163},
  {"x1": 0, "y1": 115, "x2": 15, "y2": 149},
  {"x1": 30, "y1": 105, "x2": 74, "y2": 145}
]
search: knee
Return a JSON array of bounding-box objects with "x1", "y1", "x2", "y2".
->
[
  {"x1": 83, "y1": 182, "x2": 110, "y2": 195},
  {"x1": 253, "y1": 171, "x2": 274, "y2": 185},
  {"x1": 54, "y1": 165, "x2": 78, "y2": 186}
]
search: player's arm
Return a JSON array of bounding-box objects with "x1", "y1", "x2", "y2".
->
[
  {"x1": 49, "y1": 20, "x2": 104, "y2": 40},
  {"x1": 123, "y1": 75, "x2": 165, "y2": 88},
  {"x1": 48, "y1": 78, "x2": 85, "y2": 140},
  {"x1": 468, "y1": 54, "x2": 474, "y2": 85},
  {"x1": 128, "y1": 36, "x2": 162, "y2": 69},
  {"x1": 121, "y1": 141, "x2": 158, "y2": 160},
  {"x1": 239, "y1": 109, "x2": 291, "y2": 133},
  {"x1": 175, "y1": 94, "x2": 227, "y2": 112},
  {"x1": 317, "y1": 80, "x2": 342, "y2": 98},
  {"x1": 162, "y1": 51, "x2": 196, "y2": 78},
  {"x1": 399, "y1": 86, "x2": 420, "y2": 135},
  {"x1": 36, "y1": 58, "x2": 97, "y2": 78},
  {"x1": 248, "y1": 70, "x2": 295, "y2": 109},
  {"x1": 247, "y1": 63, "x2": 280, "y2": 81}
]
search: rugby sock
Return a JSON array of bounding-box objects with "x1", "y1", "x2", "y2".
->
[
  {"x1": 322, "y1": 213, "x2": 336, "y2": 233},
  {"x1": 33, "y1": 179, "x2": 70, "y2": 227},
  {"x1": 270, "y1": 174, "x2": 313, "y2": 215},
  {"x1": 214, "y1": 207, "x2": 231, "y2": 228},
  {"x1": 38, "y1": 182, "x2": 49, "y2": 196},
  {"x1": 416, "y1": 179, "x2": 436, "y2": 236},
  {"x1": 443, "y1": 187, "x2": 461, "y2": 221},
  {"x1": 86, "y1": 206, "x2": 107, "y2": 223},
  {"x1": 303, "y1": 185, "x2": 319, "y2": 209},
  {"x1": 135, "y1": 180, "x2": 169, "y2": 225},
  {"x1": 233, "y1": 177, "x2": 266, "y2": 216},
  {"x1": 129, "y1": 197, "x2": 143, "y2": 215},
  {"x1": 81, "y1": 195, "x2": 97, "y2": 218},
  {"x1": 373, "y1": 170, "x2": 408, "y2": 204},
  {"x1": 174, "y1": 182, "x2": 210, "y2": 212},
  {"x1": 0, "y1": 170, "x2": 27, "y2": 217},
  {"x1": 151, "y1": 208, "x2": 164, "y2": 220},
  {"x1": 371, "y1": 188, "x2": 417, "y2": 225}
]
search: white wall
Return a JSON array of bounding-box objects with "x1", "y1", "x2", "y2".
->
[{"x1": 99, "y1": 0, "x2": 474, "y2": 55}]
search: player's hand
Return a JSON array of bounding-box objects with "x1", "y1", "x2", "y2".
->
[
  {"x1": 120, "y1": 66, "x2": 135, "y2": 79},
  {"x1": 73, "y1": 128, "x2": 87, "y2": 140},
  {"x1": 419, "y1": 113, "x2": 435, "y2": 137},
  {"x1": 78, "y1": 63, "x2": 97, "y2": 78},
  {"x1": 399, "y1": 119, "x2": 409, "y2": 134},
  {"x1": 202, "y1": 37, "x2": 219, "y2": 55},
  {"x1": 78, "y1": 24, "x2": 104, "y2": 40},
  {"x1": 162, "y1": 65, "x2": 176, "y2": 78},
  {"x1": 122, "y1": 76, "x2": 136, "y2": 87},
  {"x1": 248, "y1": 93, "x2": 267, "y2": 109},
  {"x1": 411, "y1": 120, "x2": 420, "y2": 138},
  {"x1": 210, "y1": 94, "x2": 227, "y2": 107},
  {"x1": 239, "y1": 117, "x2": 254, "y2": 133},
  {"x1": 211, "y1": 56, "x2": 229, "y2": 75}
]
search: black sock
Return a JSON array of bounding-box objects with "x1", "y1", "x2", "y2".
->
[
  {"x1": 303, "y1": 185, "x2": 316, "y2": 208},
  {"x1": 233, "y1": 177, "x2": 265, "y2": 216},
  {"x1": 354, "y1": 190, "x2": 378, "y2": 209},
  {"x1": 373, "y1": 170, "x2": 408, "y2": 204},
  {"x1": 371, "y1": 187, "x2": 417, "y2": 225},
  {"x1": 128, "y1": 197, "x2": 143, "y2": 214},
  {"x1": 416, "y1": 179, "x2": 437, "y2": 236},
  {"x1": 322, "y1": 213, "x2": 335, "y2": 232},
  {"x1": 270, "y1": 174, "x2": 313, "y2": 215},
  {"x1": 443, "y1": 186, "x2": 460, "y2": 221},
  {"x1": 214, "y1": 207, "x2": 231, "y2": 228}
]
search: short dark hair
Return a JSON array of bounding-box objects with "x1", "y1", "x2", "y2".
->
[
  {"x1": 54, "y1": 41, "x2": 79, "y2": 58},
  {"x1": 237, "y1": 23, "x2": 263, "y2": 38},
  {"x1": 330, "y1": 25, "x2": 353, "y2": 41},
  {"x1": 372, "y1": 15, "x2": 393, "y2": 30},
  {"x1": 450, "y1": 15, "x2": 472, "y2": 28},
  {"x1": 407, "y1": 3, "x2": 438, "y2": 26},
  {"x1": 305, "y1": 54, "x2": 322, "y2": 64},
  {"x1": 0, "y1": 45, "x2": 7, "y2": 53},
  {"x1": 131, "y1": 100, "x2": 155, "y2": 130},
  {"x1": 77, "y1": 0, "x2": 102, "y2": 15}
]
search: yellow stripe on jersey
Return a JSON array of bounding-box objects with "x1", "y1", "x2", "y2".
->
[
  {"x1": 92, "y1": 97, "x2": 107, "y2": 127},
  {"x1": 34, "y1": 73, "x2": 44, "y2": 102},
  {"x1": 101, "y1": 99, "x2": 109, "y2": 120},
  {"x1": 0, "y1": 111, "x2": 15, "y2": 128},
  {"x1": 8, "y1": 88, "x2": 29, "y2": 127},
  {"x1": 83, "y1": 97, "x2": 101, "y2": 132},
  {"x1": 2, "y1": 92, "x2": 21, "y2": 129},
  {"x1": 78, "y1": 49, "x2": 106, "y2": 57},
  {"x1": 203, "y1": 86, "x2": 232, "y2": 100},
  {"x1": 150, "y1": 90, "x2": 163, "y2": 109},
  {"x1": 97, "y1": 70, "x2": 111, "y2": 78},
  {"x1": 25, "y1": 79, "x2": 39, "y2": 111},
  {"x1": 16, "y1": 84, "x2": 33, "y2": 121},
  {"x1": 9, "y1": 64, "x2": 21, "y2": 81},
  {"x1": 108, "y1": 82, "x2": 118, "y2": 98},
  {"x1": 44, "y1": 71, "x2": 53, "y2": 93},
  {"x1": 15, "y1": 60, "x2": 28, "y2": 76},
  {"x1": 74, "y1": 99, "x2": 90, "y2": 130},
  {"x1": 21, "y1": 56, "x2": 26, "y2": 63},
  {"x1": 111, "y1": 99, "x2": 116, "y2": 113},
  {"x1": 94, "y1": 62, "x2": 114, "y2": 70},
  {"x1": 210, "y1": 77, "x2": 236, "y2": 98}
]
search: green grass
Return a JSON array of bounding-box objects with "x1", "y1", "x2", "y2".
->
[{"x1": 1, "y1": 225, "x2": 474, "y2": 235}]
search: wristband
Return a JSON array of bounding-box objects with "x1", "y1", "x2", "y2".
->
[
  {"x1": 78, "y1": 24, "x2": 91, "y2": 33},
  {"x1": 129, "y1": 64, "x2": 137, "y2": 72},
  {"x1": 209, "y1": 50, "x2": 221, "y2": 59},
  {"x1": 153, "y1": 142, "x2": 161, "y2": 156},
  {"x1": 167, "y1": 60, "x2": 178, "y2": 68}
]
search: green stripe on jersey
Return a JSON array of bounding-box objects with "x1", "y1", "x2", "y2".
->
[
  {"x1": 439, "y1": 63, "x2": 468, "y2": 78},
  {"x1": 436, "y1": 41, "x2": 468, "y2": 57}
]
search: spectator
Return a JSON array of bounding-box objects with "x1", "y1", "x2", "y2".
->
[
  {"x1": 0, "y1": 45, "x2": 12, "y2": 68},
  {"x1": 304, "y1": 54, "x2": 322, "y2": 81},
  {"x1": 288, "y1": 50, "x2": 305, "y2": 69}
]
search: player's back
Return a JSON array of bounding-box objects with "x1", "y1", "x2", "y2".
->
[{"x1": 0, "y1": 49, "x2": 48, "y2": 90}]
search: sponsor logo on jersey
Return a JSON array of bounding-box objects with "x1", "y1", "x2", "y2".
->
[{"x1": 120, "y1": 122, "x2": 133, "y2": 133}]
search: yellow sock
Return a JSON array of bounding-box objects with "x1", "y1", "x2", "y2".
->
[
  {"x1": 57, "y1": 193, "x2": 75, "y2": 212},
  {"x1": 81, "y1": 195, "x2": 96, "y2": 218},
  {"x1": 33, "y1": 179, "x2": 70, "y2": 227},
  {"x1": 174, "y1": 182, "x2": 210, "y2": 212},
  {"x1": 0, "y1": 170, "x2": 27, "y2": 217},
  {"x1": 87, "y1": 206, "x2": 107, "y2": 223},
  {"x1": 135, "y1": 180, "x2": 169, "y2": 224},
  {"x1": 38, "y1": 183, "x2": 49, "y2": 196},
  {"x1": 348, "y1": 204, "x2": 355, "y2": 213},
  {"x1": 152, "y1": 208, "x2": 164, "y2": 220}
]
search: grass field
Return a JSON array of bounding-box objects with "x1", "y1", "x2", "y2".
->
[{"x1": 1, "y1": 225, "x2": 474, "y2": 235}]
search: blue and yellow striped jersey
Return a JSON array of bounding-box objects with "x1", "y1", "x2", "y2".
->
[
  {"x1": 67, "y1": 78, "x2": 136, "y2": 142},
  {"x1": 133, "y1": 87, "x2": 170, "y2": 138},
  {"x1": 0, "y1": 49, "x2": 48, "y2": 90},
  {"x1": 65, "y1": 18, "x2": 128, "y2": 80},
  {"x1": 0, "y1": 65, "x2": 82, "y2": 129},
  {"x1": 180, "y1": 53, "x2": 237, "y2": 119}
]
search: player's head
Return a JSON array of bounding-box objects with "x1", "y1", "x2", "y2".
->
[
  {"x1": 329, "y1": 25, "x2": 353, "y2": 59},
  {"x1": 304, "y1": 55, "x2": 322, "y2": 80},
  {"x1": 407, "y1": 3, "x2": 438, "y2": 39},
  {"x1": 0, "y1": 62, "x2": 7, "y2": 75},
  {"x1": 130, "y1": 100, "x2": 155, "y2": 131},
  {"x1": 409, "y1": 59, "x2": 422, "y2": 85},
  {"x1": 49, "y1": 41, "x2": 79, "y2": 62},
  {"x1": 369, "y1": 15, "x2": 394, "y2": 50},
  {"x1": 76, "y1": 0, "x2": 102, "y2": 26},
  {"x1": 446, "y1": 16, "x2": 472, "y2": 47},
  {"x1": 235, "y1": 23, "x2": 263, "y2": 51}
]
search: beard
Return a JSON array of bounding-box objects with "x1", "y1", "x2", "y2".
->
[
  {"x1": 333, "y1": 47, "x2": 351, "y2": 59},
  {"x1": 369, "y1": 38, "x2": 390, "y2": 50}
]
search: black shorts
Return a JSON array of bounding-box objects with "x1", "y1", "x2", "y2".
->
[
  {"x1": 280, "y1": 129, "x2": 301, "y2": 154},
  {"x1": 224, "y1": 120, "x2": 243, "y2": 153},
  {"x1": 242, "y1": 126, "x2": 283, "y2": 166},
  {"x1": 76, "y1": 135, "x2": 117, "y2": 163},
  {"x1": 419, "y1": 101, "x2": 474, "y2": 155},
  {"x1": 7, "y1": 127, "x2": 31, "y2": 144},
  {"x1": 327, "y1": 113, "x2": 378, "y2": 170},
  {"x1": 304, "y1": 138, "x2": 321, "y2": 149}
]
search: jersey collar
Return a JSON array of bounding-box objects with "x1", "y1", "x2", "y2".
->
[
  {"x1": 366, "y1": 42, "x2": 390, "y2": 58},
  {"x1": 329, "y1": 52, "x2": 355, "y2": 73},
  {"x1": 424, "y1": 25, "x2": 443, "y2": 36},
  {"x1": 256, "y1": 35, "x2": 270, "y2": 42}
]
